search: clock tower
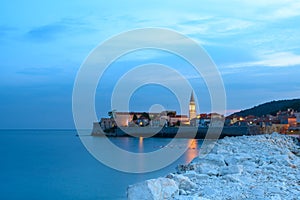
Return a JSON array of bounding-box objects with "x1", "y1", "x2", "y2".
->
[{"x1": 189, "y1": 92, "x2": 197, "y2": 120}]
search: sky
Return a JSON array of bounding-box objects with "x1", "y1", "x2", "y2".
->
[{"x1": 1, "y1": 0, "x2": 300, "y2": 129}]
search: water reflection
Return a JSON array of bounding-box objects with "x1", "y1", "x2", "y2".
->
[
  {"x1": 136, "y1": 137, "x2": 145, "y2": 170},
  {"x1": 104, "y1": 137, "x2": 201, "y2": 165},
  {"x1": 135, "y1": 137, "x2": 199, "y2": 164},
  {"x1": 185, "y1": 139, "x2": 199, "y2": 163},
  {"x1": 139, "y1": 137, "x2": 143, "y2": 153}
]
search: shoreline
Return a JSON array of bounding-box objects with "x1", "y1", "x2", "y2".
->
[
  {"x1": 91, "y1": 125, "x2": 256, "y2": 139},
  {"x1": 127, "y1": 133, "x2": 300, "y2": 199}
]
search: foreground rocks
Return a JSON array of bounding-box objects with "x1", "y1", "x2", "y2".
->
[
  {"x1": 127, "y1": 178, "x2": 179, "y2": 200},
  {"x1": 127, "y1": 133, "x2": 300, "y2": 199}
]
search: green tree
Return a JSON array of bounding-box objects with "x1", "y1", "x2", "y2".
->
[
  {"x1": 141, "y1": 112, "x2": 151, "y2": 121},
  {"x1": 167, "y1": 111, "x2": 176, "y2": 117},
  {"x1": 132, "y1": 114, "x2": 138, "y2": 121},
  {"x1": 108, "y1": 109, "x2": 116, "y2": 118}
]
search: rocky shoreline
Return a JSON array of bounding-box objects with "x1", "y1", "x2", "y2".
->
[{"x1": 127, "y1": 133, "x2": 300, "y2": 200}]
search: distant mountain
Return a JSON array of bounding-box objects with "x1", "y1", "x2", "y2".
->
[{"x1": 231, "y1": 99, "x2": 300, "y2": 117}]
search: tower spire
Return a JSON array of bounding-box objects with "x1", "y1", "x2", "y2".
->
[
  {"x1": 189, "y1": 91, "x2": 196, "y2": 120},
  {"x1": 190, "y1": 91, "x2": 195, "y2": 102}
]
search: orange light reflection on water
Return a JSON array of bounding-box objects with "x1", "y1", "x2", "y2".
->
[
  {"x1": 185, "y1": 139, "x2": 199, "y2": 163},
  {"x1": 139, "y1": 137, "x2": 144, "y2": 153},
  {"x1": 135, "y1": 137, "x2": 199, "y2": 167}
]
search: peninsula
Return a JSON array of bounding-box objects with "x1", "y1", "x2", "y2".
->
[{"x1": 92, "y1": 98, "x2": 300, "y2": 138}]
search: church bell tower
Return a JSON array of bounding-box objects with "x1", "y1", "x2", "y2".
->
[{"x1": 189, "y1": 92, "x2": 196, "y2": 120}]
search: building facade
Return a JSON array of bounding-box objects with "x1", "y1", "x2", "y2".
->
[
  {"x1": 99, "y1": 91, "x2": 200, "y2": 128},
  {"x1": 295, "y1": 112, "x2": 300, "y2": 126}
]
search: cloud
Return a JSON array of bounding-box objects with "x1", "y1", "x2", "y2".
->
[
  {"x1": 177, "y1": 17, "x2": 254, "y2": 37},
  {"x1": 217, "y1": 0, "x2": 300, "y2": 21},
  {"x1": 17, "y1": 67, "x2": 63, "y2": 76},
  {"x1": 225, "y1": 51, "x2": 300, "y2": 68},
  {"x1": 256, "y1": 52, "x2": 300, "y2": 67},
  {"x1": 26, "y1": 23, "x2": 67, "y2": 41},
  {"x1": 0, "y1": 25, "x2": 16, "y2": 36},
  {"x1": 0, "y1": 26, "x2": 18, "y2": 43},
  {"x1": 25, "y1": 18, "x2": 96, "y2": 42},
  {"x1": 267, "y1": 1, "x2": 300, "y2": 20}
]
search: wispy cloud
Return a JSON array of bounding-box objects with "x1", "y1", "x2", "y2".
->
[
  {"x1": 217, "y1": 1, "x2": 300, "y2": 21},
  {"x1": 0, "y1": 25, "x2": 16, "y2": 36},
  {"x1": 266, "y1": 1, "x2": 300, "y2": 20},
  {"x1": 177, "y1": 17, "x2": 254, "y2": 38},
  {"x1": 17, "y1": 67, "x2": 63, "y2": 75},
  {"x1": 26, "y1": 23, "x2": 66, "y2": 41},
  {"x1": 25, "y1": 17, "x2": 96, "y2": 42},
  {"x1": 224, "y1": 51, "x2": 300, "y2": 68}
]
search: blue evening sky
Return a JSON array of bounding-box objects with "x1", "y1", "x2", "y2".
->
[{"x1": 1, "y1": 1, "x2": 300, "y2": 129}]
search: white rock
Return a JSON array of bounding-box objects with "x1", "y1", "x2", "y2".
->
[
  {"x1": 175, "y1": 195, "x2": 210, "y2": 200},
  {"x1": 198, "y1": 153, "x2": 225, "y2": 166},
  {"x1": 267, "y1": 187, "x2": 282, "y2": 194},
  {"x1": 127, "y1": 178, "x2": 179, "y2": 200},
  {"x1": 270, "y1": 194, "x2": 282, "y2": 200},
  {"x1": 184, "y1": 172, "x2": 210, "y2": 182},
  {"x1": 173, "y1": 175, "x2": 197, "y2": 191},
  {"x1": 197, "y1": 165, "x2": 219, "y2": 176},
  {"x1": 127, "y1": 133, "x2": 300, "y2": 200},
  {"x1": 201, "y1": 187, "x2": 216, "y2": 197},
  {"x1": 251, "y1": 187, "x2": 265, "y2": 196},
  {"x1": 219, "y1": 165, "x2": 243, "y2": 176},
  {"x1": 179, "y1": 189, "x2": 187, "y2": 195},
  {"x1": 188, "y1": 154, "x2": 226, "y2": 175},
  {"x1": 224, "y1": 154, "x2": 252, "y2": 165},
  {"x1": 221, "y1": 174, "x2": 241, "y2": 183}
]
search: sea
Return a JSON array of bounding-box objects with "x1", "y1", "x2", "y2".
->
[{"x1": 0, "y1": 129, "x2": 202, "y2": 200}]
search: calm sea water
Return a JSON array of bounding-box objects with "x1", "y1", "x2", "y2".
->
[{"x1": 0, "y1": 130, "x2": 202, "y2": 200}]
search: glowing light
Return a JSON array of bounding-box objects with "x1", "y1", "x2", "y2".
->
[
  {"x1": 139, "y1": 137, "x2": 144, "y2": 151},
  {"x1": 186, "y1": 139, "x2": 198, "y2": 163}
]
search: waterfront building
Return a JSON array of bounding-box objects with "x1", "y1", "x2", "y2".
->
[
  {"x1": 99, "y1": 91, "x2": 201, "y2": 128},
  {"x1": 99, "y1": 118, "x2": 116, "y2": 130},
  {"x1": 113, "y1": 112, "x2": 161, "y2": 127},
  {"x1": 169, "y1": 115, "x2": 190, "y2": 126},
  {"x1": 288, "y1": 116, "x2": 297, "y2": 127},
  {"x1": 294, "y1": 112, "x2": 300, "y2": 126},
  {"x1": 190, "y1": 118, "x2": 200, "y2": 127}
]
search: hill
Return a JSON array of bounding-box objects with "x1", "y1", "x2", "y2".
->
[{"x1": 231, "y1": 99, "x2": 300, "y2": 117}]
